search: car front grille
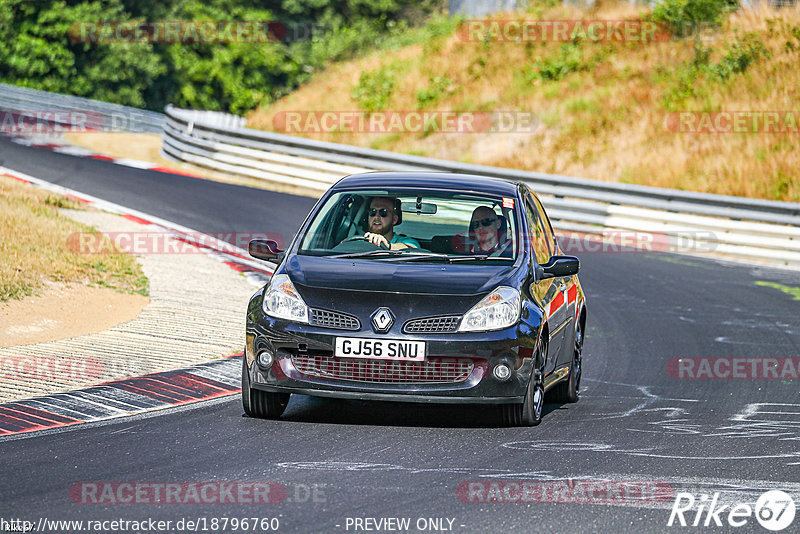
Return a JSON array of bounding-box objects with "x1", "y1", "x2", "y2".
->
[
  {"x1": 291, "y1": 355, "x2": 476, "y2": 383},
  {"x1": 403, "y1": 316, "x2": 460, "y2": 333},
  {"x1": 308, "y1": 308, "x2": 360, "y2": 330}
]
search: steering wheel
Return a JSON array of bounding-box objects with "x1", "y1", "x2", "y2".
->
[
  {"x1": 489, "y1": 239, "x2": 513, "y2": 258},
  {"x1": 341, "y1": 235, "x2": 390, "y2": 250}
]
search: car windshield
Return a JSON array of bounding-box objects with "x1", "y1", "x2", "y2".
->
[{"x1": 298, "y1": 189, "x2": 519, "y2": 262}]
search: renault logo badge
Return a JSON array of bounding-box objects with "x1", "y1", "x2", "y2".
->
[{"x1": 371, "y1": 308, "x2": 394, "y2": 333}]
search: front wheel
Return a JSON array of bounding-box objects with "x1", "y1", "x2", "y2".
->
[
  {"x1": 501, "y1": 339, "x2": 546, "y2": 427},
  {"x1": 241, "y1": 356, "x2": 290, "y2": 419}
]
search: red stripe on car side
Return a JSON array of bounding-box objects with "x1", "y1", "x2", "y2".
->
[
  {"x1": 568, "y1": 285, "x2": 577, "y2": 305},
  {"x1": 550, "y1": 291, "x2": 564, "y2": 315}
]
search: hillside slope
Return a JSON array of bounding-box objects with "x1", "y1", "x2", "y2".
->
[{"x1": 248, "y1": 2, "x2": 800, "y2": 201}]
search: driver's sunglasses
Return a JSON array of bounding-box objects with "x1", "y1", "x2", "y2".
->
[
  {"x1": 470, "y1": 217, "x2": 497, "y2": 230},
  {"x1": 369, "y1": 208, "x2": 392, "y2": 218}
]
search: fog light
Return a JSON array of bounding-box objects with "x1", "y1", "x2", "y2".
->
[
  {"x1": 257, "y1": 350, "x2": 274, "y2": 369},
  {"x1": 493, "y1": 364, "x2": 511, "y2": 381}
]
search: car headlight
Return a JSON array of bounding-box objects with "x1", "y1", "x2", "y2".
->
[
  {"x1": 262, "y1": 274, "x2": 309, "y2": 323},
  {"x1": 458, "y1": 287, "x2": 521, "y2": 332}
]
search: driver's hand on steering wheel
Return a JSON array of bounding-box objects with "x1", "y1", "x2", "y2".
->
[{"x1": 364, "y1": 232, "x2": 390, "y2": 249}]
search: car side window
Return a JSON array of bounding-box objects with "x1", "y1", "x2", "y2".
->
[
  {"x1": 523, "y1": 194, "x2": 550, "y2": 265},
  {"x1": 530, "y1": 193, "x2": 556, "y2": 255}
]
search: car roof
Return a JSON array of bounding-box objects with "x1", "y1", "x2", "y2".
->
[{"x1": 331, "y1": 172, "x2": 520, "y2": 197}]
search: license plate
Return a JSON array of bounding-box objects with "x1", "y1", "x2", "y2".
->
[{"x1": 334, "y1": 337, "x2": 426, "y2": 361}]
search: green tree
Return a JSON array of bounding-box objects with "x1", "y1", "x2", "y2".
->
[
  {"x1": 0, "y1": 0, "x2": 445, "y2": 112},
  {"x1": 0, "y1": 0, "x2": 165, "y2": 107},
  {"x1": 148, "y1": 1, "x2": 294, "y2": 113}
]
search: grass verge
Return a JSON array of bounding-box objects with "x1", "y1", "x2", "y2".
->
[{"x1": 0, "y1": 175, "x2": 149, "y2": 302}]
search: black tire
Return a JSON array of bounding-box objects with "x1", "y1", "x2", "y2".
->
[
  {"x1": 551, "y1": 319, "x2": 583, "y2": 404},
  {"x1": 501, "y1": 339, "x2": 545, "y2": 427},
  {"x1": 241, "y1": 356, "x2": 290, "y2": 419}
]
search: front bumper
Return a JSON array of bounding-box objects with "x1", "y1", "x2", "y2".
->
[
  {"x1": 250, "y1": 383, "x2": 524, "y2": 404},
  {"x1": 246, "y1": 314, "x2": 540, "y2": 404}
]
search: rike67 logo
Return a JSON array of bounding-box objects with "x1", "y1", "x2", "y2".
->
[{"x1": 668, "y1": 490, "x2": 796, "y2": 531}]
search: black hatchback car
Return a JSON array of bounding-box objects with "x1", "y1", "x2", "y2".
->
[{"x1": 243, "y1": 172, "x2": 586, "y2": 426}]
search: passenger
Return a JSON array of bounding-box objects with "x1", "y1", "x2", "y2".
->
[
  {"x1": 467, "y1": 206, "x2": 509, "y2": 255},
  {"x1": 363, "y1": 196, "x2": 420, "y2": 250}
]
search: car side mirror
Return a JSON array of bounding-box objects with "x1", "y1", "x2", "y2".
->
[
  {"x1": 537, "y1": 255, "x2": 580, "y2": 280},
  {"x1": 249, "y1": 239, "x2": 284, "y2": 262}
]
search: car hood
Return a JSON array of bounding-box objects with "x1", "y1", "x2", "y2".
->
[{"x1": 284, "y1": 254, "x2": 519, "y2": 296}]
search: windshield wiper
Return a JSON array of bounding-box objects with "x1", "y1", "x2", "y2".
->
[
  {"x1": 447, "y1": 254, "x2": 515, "y2": 262},
  {"x1": 383, "y1": 253, "x2": 515, "y2": 263},
  {"x1": 381, "y1": 252, "x2": 453, "y2": 262},
  {"x1": 328, "y1": 250, "x2": 516, "y2": 262},
  {"x1": 327, "y1": 250, "x2": 406, "y2": 259}
]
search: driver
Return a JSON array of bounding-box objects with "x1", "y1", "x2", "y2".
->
[{"x1": 364, "y1": 196, "x2": 420, "y2": 250}]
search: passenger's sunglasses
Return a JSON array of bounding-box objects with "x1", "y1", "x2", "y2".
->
[
  {"x1": 470, "y1": 217, "x2": 497, "y2": 230},
  {"x1": 369, "y1": 208, "x2": 392, "y2": 218}
]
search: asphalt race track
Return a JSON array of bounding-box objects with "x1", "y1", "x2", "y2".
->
[
  {"x1": 1, "y1": 137, "x2": 799, "y2": 533},
  {"x1": 0, "y1": 138, "x2": 317, "y2": 249}
]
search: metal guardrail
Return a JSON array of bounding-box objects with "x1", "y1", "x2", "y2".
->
[
  {"x1": 167, "y1": 108, "x2": 248, "y2": 131},
  {"x1": 3, "y1": 83, "x2": 795, "y2": 266},
  {"x1": 0, "y1": 83, "x2": 165, "y2": 134},
  {"x1": 162, "y1": 105, "x2": 800, "y2": 267}
]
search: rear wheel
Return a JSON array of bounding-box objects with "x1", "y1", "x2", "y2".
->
[
  {"x1": 551, "y1": 319, "x2": 582, "y2": 404},
  {"x1": 241, "y1": 356, "x2": 290, "y2": 419},
  {"x1": 501, "y1": 338, "x2": 546, "y2": 427}
]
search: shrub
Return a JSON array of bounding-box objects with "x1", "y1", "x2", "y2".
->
[
  {"x1": 651, "y1": 0, "x2": 740, "y2": 38},
  {"x1": 659, "y1": 32, "x2": 769, "y2": 109},
  {"x1": 532, "y1": 43, "x2": 587, "y2": 82},
  {"x1": 416, "y1": 76, "x2": 454, "y2": 107},
  {"x1": 708, "y1": 33, "x2": 771, "y2": 80},
  {"x1": 351, "y1": 66, "x2": 396, "y2": 112}
]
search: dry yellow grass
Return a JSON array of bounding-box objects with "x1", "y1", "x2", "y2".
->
[
  {"x1": 248, "y1": 1, "x2": 800, "y2": 201},
  {"x1": 64, "y1": 133, "x2": 169, "y2": 165},
  {"x1": 0, "y1": 175, "x2": 148, "y2": 301}
]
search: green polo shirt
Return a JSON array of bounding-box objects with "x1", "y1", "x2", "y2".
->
[{"x1": 390, "y1": 233, "x2": 420, "y2": 248}]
